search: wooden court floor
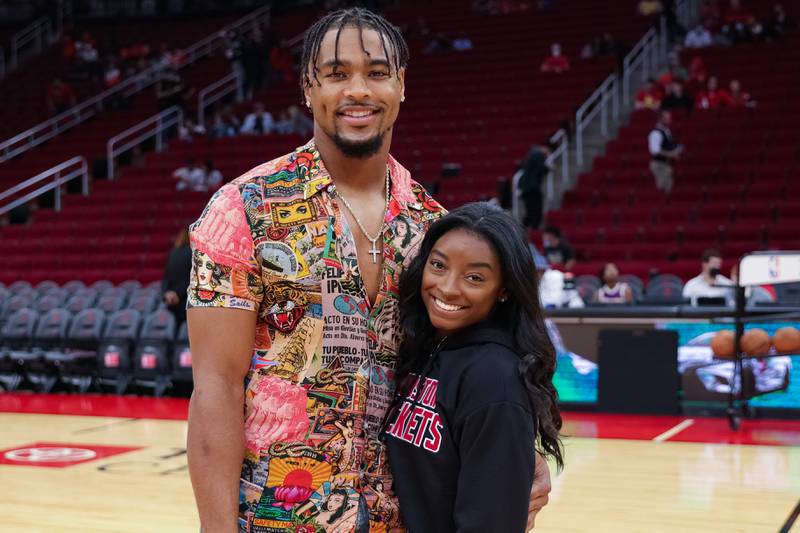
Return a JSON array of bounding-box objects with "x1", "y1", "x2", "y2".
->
[{"x1": 0, "y1": 395, "x2": 798, "y2": 533}]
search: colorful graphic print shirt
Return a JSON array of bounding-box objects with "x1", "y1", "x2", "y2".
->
[{"x1": 187, "y1": 141, "x2": 446, "y2": 533}]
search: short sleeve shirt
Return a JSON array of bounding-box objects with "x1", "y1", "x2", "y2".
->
[{"x1": 188, "y1": 141, "x2": 446, "y2": 533}]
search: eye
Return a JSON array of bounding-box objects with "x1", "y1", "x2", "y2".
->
[
  {"x1": 466, "y1": 274, "x2": 484, "y2": 283},
  {"x1": 296, "y1": 206, "x2": 308, "y2": 215},
  {"x1": 369, "y1": 70, "x2": 389, "y2": 78},
  {"x1": 429, "y1": 259, "x2": 445, "y2": 271},
  {"x1": 327, "y1": 71, "x2": 347, "y2": 80},
  {"x1": 279, "y1": 209, "x2": 291, "y2": 218}
]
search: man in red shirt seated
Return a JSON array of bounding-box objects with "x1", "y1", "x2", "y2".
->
[
  {"x1": 728, "y1": 79, "x2": 755, "y2": 107},
  {"x1": 540, "y1": 43, "x2": 570, "y2": 73},
  {"x1": 635, "y1": 78, "x2": 664, "y2": 110},
  {"x1": 695, "y1": 76, "x2": 733, "y2": 109}
]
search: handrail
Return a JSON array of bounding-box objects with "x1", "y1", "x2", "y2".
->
[
  {"x1": 622, "y1": 27, "x2": 659, "y2": 108},
  {"x1": 107, "y1": 107, "x2": 183, "y2": 180},
  {"x1": 197, "y1": 71, "x2": 242, "y2": 127},
  {"x1": 0, "y1": 4, "x2": 270, "y2": 163},
  {"x1": 545, "y1": 128, "x2": 569, "y2": 208},
  {"x1": 11, "y1": 17, "x2": 53, "y2": 69},
  {"x1": 575, "y1": 74, "x2": 619, "y2": 167},
  {"x1": 0, "y1": 156, "x2": 88, "y2": 216}
]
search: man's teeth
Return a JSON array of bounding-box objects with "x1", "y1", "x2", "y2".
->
[
  {"x1": 434, "y1": 298, "x2": 463, "y2": 312},
  {"x1": 343, "y1": 110, "x2": 373, "y2": 117}
]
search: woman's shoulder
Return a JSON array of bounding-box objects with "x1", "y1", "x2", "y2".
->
[{"x1": 443, "y1": 341, "x2": 531, "y2": 411}]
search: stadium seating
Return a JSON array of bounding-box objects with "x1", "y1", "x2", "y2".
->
[{"x1": 549, "y1": 37, "x2": 800, "y2": 282}]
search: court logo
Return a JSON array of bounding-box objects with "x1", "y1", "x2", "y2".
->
[{"x1": 0, "y1": 442, "x2": 141, "y2": 468}]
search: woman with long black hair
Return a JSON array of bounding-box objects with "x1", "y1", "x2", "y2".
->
[{"x1": 382, "y1": 202, "x2": 563, "y2": 532}]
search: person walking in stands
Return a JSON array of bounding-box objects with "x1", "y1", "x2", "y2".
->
[
  {"x1": 648, "y1": 110, "x2": 682, "y2": 195},
  {"x1": 185, "y1": 8, "x2": 552, "y2": 532},
  {"x1": 161, "y1": 227, "x2": 192, "y2": 327},
  {"x1": 384, "y1": 203, "x2": 564, "y2": 532},
  {"x1": 518, "y1": 142, "x2": 552, "y2": 229}
]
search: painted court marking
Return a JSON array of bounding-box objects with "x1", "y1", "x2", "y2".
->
[{"x1": 652, "y1": 419, "x2": 695, "y2": 442}]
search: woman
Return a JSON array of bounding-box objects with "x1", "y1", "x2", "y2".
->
[
  {"x1": 594, "y1": 262, "x2": 634, "y2": 304},
  {"x1": 383, "y1": 202, "x2": 563, "y2": 532}
]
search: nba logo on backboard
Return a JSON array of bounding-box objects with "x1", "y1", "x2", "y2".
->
[
  {"x1": 104, "y1": 351, "x2": 120, "y2": 368},
  {"x1": 768, "y1": 256, "x2": 780, "y2": 279},
  {"x1": 179, "y1": 348, "x2": 192, "y2": 368},
  {"x1": 141, "y1": 352, "x2": 157, "y2": 369}
]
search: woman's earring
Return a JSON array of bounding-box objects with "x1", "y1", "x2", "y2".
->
[{"x1": 499, "y1": 296, "x2": 508, "y2": 303}]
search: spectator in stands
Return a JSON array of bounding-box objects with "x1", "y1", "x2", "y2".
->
[
  {"x1": 242, "y1": 33, "x2": 265, "y2": 100},
  {"x1": 162, "y1": 227, "x2": 192, "y2": 328},
  {"x1": 637, "y1": 0, "x2": 664, "y2": 16},
  {"x1": 661, "y1": 81, "x2": 694, "y2": 111},
  {"x1": 156, "y1": 68, "x2": 194, "y2": 111},
  {"x1": 728, "y1": 79, "x2": 755, "y2": 107},
  {"x1": 104, "y1": 59, "x2": 122, "y2": 88},
  {"x1": 61, "y1": 34, "x2": 76, "y2": 64},
  {"x1": 518, "y1": 143, "x2": 552, "y2": 229},
  {"x1": 423, "y1": 33, "x2": 452, "y2": 54},
  {"x1": 720, "y1": 0, "x2": 760, "y2": 43},
  {"x1": 635, "y1": 78, "x2": 664, "y2": 110},
  {"x1": 764, "y1": 3, "x2": 794, "y2": 42},
  {"x1": 210, "y1": 107, "x2": 241, "y2": 138},
  {"x1": 46, "y1": 77, "x2": 77, "y2": 115},
  {"x1": 540, "y1": 42, "x2": 570, "y2": 73},
  {"x1": 224, "y1": 31, "x2": 245, "y2": 86},
  {"x1": 593, "y1": 263, "x2": 634, "y2": 304},
  {"x1": 683, "y1": 248, "x2": 734, "y2": 305},
  {"x1": 542, "y1": 226, "x2": 576, "y2": 271},
  {"x1": 699, "y1": 0, "x2": 722, "y2": 31},
  {"x1": 695, "y1": 76, "x2": 732, "y2": 109},
  {"x1": 178, "y1": 119, "x2": 207, "y2": 142},
  {"x1": 685, "y1": 23, "x2": 713, "y2": 47},
  {"x1": 202, "y1": 161, "x2": 223, "y2": 191},
  {"x1": 452, "y1": 35, "x2": 474, "y2": 51},
  {"x1": 173, "y1": 159, "x2": 206, "y2": 191},
  {"x1": 286, "y1": 105, "x2": 314, "y2": 136},
  {"x1": 241, "y1": 102, "x2": 275, "y2": 135},
  {"x1": 648, "y1": 110, "x2": 682, "y2": 195}
]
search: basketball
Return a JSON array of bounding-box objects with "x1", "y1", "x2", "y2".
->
[
  {"x1": 772, "y1": 327, "x2": 800, "y2": 354},
  {"x1": 711, "y1": 330, "x2": 735, "y2": 359},
  {"x1": 741, "y1": 329, "x2": 771, "y2": 357}
]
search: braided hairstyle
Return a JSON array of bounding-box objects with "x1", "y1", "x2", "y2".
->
[{"x1": 299, "y1": 7, "x2": 409, "y2": 98}]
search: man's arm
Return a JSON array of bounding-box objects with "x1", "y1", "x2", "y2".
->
[
  {"x1": 187, "y1": 306, "x2": 257, "y2": 533},
  {"x1": 527, "y1": 452, "x2": 552, "y2": 530}
]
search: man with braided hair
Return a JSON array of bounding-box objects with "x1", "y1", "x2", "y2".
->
[{"x1": 187, "y1": 8, "x2": 552, "y2": 532}]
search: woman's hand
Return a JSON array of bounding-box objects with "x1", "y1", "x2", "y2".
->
[{"x1": 527, "y1": 452, "x2": 552, "y2": 530}]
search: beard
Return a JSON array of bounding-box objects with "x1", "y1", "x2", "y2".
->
[{"x1": 330, "y1": 130, "x2": 386, "y2": 159}]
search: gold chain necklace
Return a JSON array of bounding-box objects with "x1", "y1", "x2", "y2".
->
[{"x1": 333, "y1": 169, "x2": 390, "y2": 263}]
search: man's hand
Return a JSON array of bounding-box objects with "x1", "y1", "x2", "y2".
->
[
  {"x1": 527, "y1": 452, "x2": 552, "y2": 530},
  {"x1": 163, "y1": 290, "x2": 179, "y2": 306}
]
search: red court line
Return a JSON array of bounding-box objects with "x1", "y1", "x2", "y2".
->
[
  {"x1": 0, "y1": 393, "x2": 189, "y2": 420},
  {"x1": 666, "y1": 417, "x2": 800, "y2": 447},
  {"x1": 561, "y1": 412, "x2": 688, "y2": 441}
]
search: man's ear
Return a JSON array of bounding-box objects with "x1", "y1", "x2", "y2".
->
[{"x1": 398, "y1": 67, "x2": 406, "y2": 101}]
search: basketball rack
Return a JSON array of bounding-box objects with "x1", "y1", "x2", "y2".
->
[{"x1": 727, "y1": 251, "x2": 800, "y2": 430}]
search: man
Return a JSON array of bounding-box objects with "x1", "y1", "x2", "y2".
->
[
  {"x1": 634, "y1": 78, "x2": 663, "y2": 111},
  {"x1": 518, "y1": 143, "x2": 552, "y2": 229},
  {"x1": 241, "y1": 102, "x2": 275, "y2": 135},
  {"x1": 542, "y1": 225, "x2": 575, "y2": 272},
  {"x1": 660, "y1": 82, "x2": 694, "y2": 112},
  {"x1": 684, "y1": 23, "x2": 713, "y2": 48},
  {"x1": 540, "y1": 42, "x2": 570, "y2": 73},
  {"x1": 172, "y1": 158, "x2": 206, "y2": 191},
  {"x1": 186, "y1": 8, "x2": 551, "y2": 533},
  {"x1": 648, "y1": 110, "x2": 682, "y2": 195},
  {"x1": 683, "y1": 248, "x2": 735, "y2": 306}
]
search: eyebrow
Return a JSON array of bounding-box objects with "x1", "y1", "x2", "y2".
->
[
  {"x1": 320, "y1": 58, "x2": 391, "y2": 69},
  {"x1": 430, "y1": 249, "x2": 494, "y2": 269}
]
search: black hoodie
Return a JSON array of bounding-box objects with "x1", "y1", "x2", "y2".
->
[{"x1": 383, "y1": 323, "x2": 536, "y2": 533}]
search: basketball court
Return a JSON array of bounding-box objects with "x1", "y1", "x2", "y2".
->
[{"x1": 1, "y1": 394, "x2": 798, "y2": 532}]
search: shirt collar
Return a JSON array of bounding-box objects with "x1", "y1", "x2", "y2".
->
[{"x1": 296, "y1": 140, "x2": 421, "y2": 213}]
